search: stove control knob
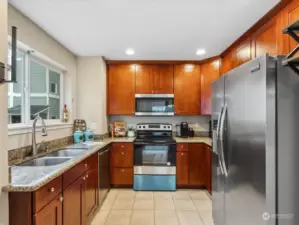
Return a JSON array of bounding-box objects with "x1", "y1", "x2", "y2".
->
[
  {"x1": 143, "y1": 126, "x2": 146, "y2": 128},
  {"x1": 168, "y1": 126, "x2": 171, "y2": 129},
  {"x1": 164, "y1": 126, "x2": 166, "y2": 128}
]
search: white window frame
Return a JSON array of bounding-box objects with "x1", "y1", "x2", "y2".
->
[{"x1": 7, "y1": 38, "x2": 70, "y2": 134}]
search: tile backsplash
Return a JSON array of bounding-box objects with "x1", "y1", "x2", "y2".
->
[{"x1": 109, "y1": 115, "x2": 211, "y2": 132}]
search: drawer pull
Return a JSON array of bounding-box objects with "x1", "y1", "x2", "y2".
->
[
  {"x1": 121, "y1": 145, "x2": 124, "y2": 148},
  {"x1": 83, "y1": 176, "x2": 86, "y2": 181},
  {"x1": 50, "y1": 187, "x2": 55, "y2": 193},
  {"x1": 60, "y1": 197, "x2": 63, "y2": 202},
  {"x1": 85, "y1": 163, "x2": 88, "y2": 168},
  {"x1": 181, "y1": 153, "x2": 184, "y2": 156},
  {"x1": 121, "y1": 169, "x2": 124, "y2": 172},
  {"x1": 86, "y1": 174, "x2": 89, "y2": 179},
  {"x1": 181, "y1": 146, "x2": 183, "y2": 148},
  {"x1": 122, "y1": 152, "x2": 124, "y2": 155}
]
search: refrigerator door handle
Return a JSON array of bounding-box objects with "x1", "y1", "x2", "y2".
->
[
  {"x1": 216, "y1": 106, "x2": 225, "y2": 175},
  {"x1": 219, "y1": 103, "x2": 228, "y2": 177}
]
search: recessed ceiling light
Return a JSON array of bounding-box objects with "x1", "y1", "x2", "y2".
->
[
  {"x1": 196, "y1": 49, "x2": 206, "y2": 56},
  {"x1": 126, "y1": 48, "x2": 135, "y2": 55}
]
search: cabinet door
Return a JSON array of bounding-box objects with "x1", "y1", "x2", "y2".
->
[
  {"x1": 34, "y1": 195, "x2": 62, "y2": 225},
  {"x1": 63, "y1": 176, "x2": 85, "y2": 225},
  {"x1": 252, "y1": 20, "x2": 278, "y2": 57},
  {"x1": 201, "y1": 60, "x2": 220, "y2": 115},
  {"x1": 85, "y1": 168, "x2": 98, "y2": 218},
  {"x1": 176, "y1": 152, "x2": 189, "y2": 185},
  {"x1": 108, "y1": 65, "x2": 135, "y2": 115},
  {"x1": 110, "y1": 143, "x2": 133, "y2": 167},
  {"x1": 174, "y1": 65, "x2": 201, "y2": 115},
  {"x1": 152, "y1": 65, "x2": 174, "y2": 94},
  {"x1": 135, "y1": 65, "x2": 153, "y2": 94},
  {"x1": 189, "y1": 144, "x2": 206, "y2": 185}
]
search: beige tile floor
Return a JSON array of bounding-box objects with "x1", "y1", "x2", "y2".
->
[{"x1": 92, "y1": 189, "x2": 214, "y2": 225}]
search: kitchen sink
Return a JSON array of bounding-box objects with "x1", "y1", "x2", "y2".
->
[
  {"x1": 46, "y1": 149, "x2": 87, "y2": 157},
  {"x1": 18, "y1": 157, "x2": 71, "y2": 167}
]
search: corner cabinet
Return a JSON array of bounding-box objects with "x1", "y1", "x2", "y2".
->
[
  {"x1": 174, "y1": 64, "x2": 201, "y2": 115},
  {"x1": 108, "y1": 65, "x2": 136, "y2": 115},
  {"x1": 200, "y1": 60, "x2": 220, "y2": 115}
]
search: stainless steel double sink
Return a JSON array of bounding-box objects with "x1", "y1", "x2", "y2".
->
[{"x1": 18, "y1": 148, "x2": 88, "y2": 167}]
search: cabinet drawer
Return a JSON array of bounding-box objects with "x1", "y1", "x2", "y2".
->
[
  {"x1": 177, "y1": 143, "x2": 188, "y2": 152},
  {"x1": 111, "y1": 143, "x2": 133, "y2": 167},
  {"x1": 111, "y1": 168, "x2": 133, "y2": 185},
  {"x1": 33, "y1": 176, "x2": 62, "y2": 213},
  {"x1": 63, "y1": 160, "x2": 87, "y2": 189}
]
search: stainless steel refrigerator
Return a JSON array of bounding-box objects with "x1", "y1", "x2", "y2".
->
[{"x1": 211, "y1": 55, "x2": 299, "y2": 225}]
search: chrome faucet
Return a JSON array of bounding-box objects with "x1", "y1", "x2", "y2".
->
[{"x1": 32, "y1": 113, "x2": 48, "y2": 156}]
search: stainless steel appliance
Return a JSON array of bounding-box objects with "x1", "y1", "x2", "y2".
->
[
  {"x1": 180, "y1": 122, "x2": 189, "y2": 138},
  {"x1": 133, "y1": 123, "x2": 176, "y2": 191},
  {"x1": 135, "y1": 94, "x2": 174, "y2": 116},
  {"x1": 98, "y1": 147, "x2": 110, "y2": 206},
  {"x1": 212, "y1": 55, "x2": 299, "y2": 225}
]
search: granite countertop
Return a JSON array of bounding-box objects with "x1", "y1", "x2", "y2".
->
[
  {"x1": 174, "y1": 137, "x2": 212, "y2": 146},
  {"x1": 2, "y1": 136, "x2": 210, "y2": 192}
]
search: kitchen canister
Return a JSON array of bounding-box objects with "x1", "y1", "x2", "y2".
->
[
  {"x1": 73, "y1": 129, "x2": 84, "y2": 144},
  {"x1": 84, "y1": 129, "x2": 94, "y2": 142}
]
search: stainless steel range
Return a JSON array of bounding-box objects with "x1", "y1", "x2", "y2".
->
[{"x1": 133, "y1": 123, "x2": 176, "y2": 191}]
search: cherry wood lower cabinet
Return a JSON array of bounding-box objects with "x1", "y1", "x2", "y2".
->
[
  {"x1": 110, "y1": 143, "x2": 134, "y2": 185},
  {"x1": 176, "y1": 151, "x2": 189, "y2": 185},
  {"x1": 34, "y1": 194, "x2": 63, "y2": 225},
  {"x1": 9, "y1": 153, "x2": 99, "y2": 225},
  {"x1": 176, "y1": 143, "x2": 212, "y2": 192}
]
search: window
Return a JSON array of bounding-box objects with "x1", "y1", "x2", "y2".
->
[{"x1": 7, "y1": 47, "x2": 64, "y2": 125}]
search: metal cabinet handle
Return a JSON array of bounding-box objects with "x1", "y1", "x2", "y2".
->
[
  {"x1": 83, "y1": 176, "x2": 86, "y2": 181},
  {"x1": 121, "y1": 152, "x2": 124, "y2": 155},
  {"x1": 86, "y1": 174, "x2": 89, "y2": 179},
  {"x1": 60, "y1": 197, "x2": 63, "y2": 202},
  {"x1": 50, "y1": 187, "x2": 55, "y2": 192},
  {"x1": 121, "y1": 169, "x2": 124, "y2": 172},
  {"x1": 85, "y1": 163, "x2": 88, "y2": 168},
  {"x1": 121, "y1": 145, "x2": 124, "y2": 148},
  {"x1": 181, "y1": 153, "x2": 184, "y2": 156}
]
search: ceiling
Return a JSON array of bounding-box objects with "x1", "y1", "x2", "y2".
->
[{"x1": 9, "y1": 0, "x2": 280, "y2": 60}]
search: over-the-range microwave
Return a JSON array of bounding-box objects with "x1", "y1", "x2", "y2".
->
[{"x1": 135, "y1": 94, "x2": 174, "y2": 116}]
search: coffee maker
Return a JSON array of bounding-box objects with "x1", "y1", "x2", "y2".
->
[{"x1": 180, "y1": 122, "x2": 189, "y2": 138}]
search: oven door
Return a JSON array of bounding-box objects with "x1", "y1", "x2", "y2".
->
[
  {"x1": 134, "y1": 142, "x2": 176, "y2": 167},
  {"x1": 135, "y1": 94, "x2": 174, "y2": 116}
]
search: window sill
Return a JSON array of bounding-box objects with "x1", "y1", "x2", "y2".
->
[{"x1": 8, "y1": 122, "x2": 73, "y2": 136}]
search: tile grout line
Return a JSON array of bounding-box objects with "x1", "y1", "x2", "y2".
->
[{"x1": 127, "y1": 192, "x2": 136, "y2": 225}]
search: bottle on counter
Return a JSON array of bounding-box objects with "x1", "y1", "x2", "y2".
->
[{"x1": 63, "y1": 104, "x2": 69, "y2": 122}]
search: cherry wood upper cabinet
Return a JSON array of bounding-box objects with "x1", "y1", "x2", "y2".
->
[
  {"x1": 252, "y1": 20, "x2": 279, "y2": 57},
  {"x1": 34, "y1": 195, "x2": 62, "y2": 225},
  {"x1": 135, "y1": 65, "x2": 174, "y2": 94},
  {"x1": 152, "y1": 65, "x2": 174, "y2": 94},
  {"x1": 135, "y1": 65, "x2": 153, "y2": 94},
  {"x1": 108, "y1": 65, "x2": 135, "y2": 115},
  {"x1": 174, "y1": 64, "x2": 201, "y2": 115},
  {"x1": 236, "y1": 39, "x2": 252, "y2": 66},
  {"x1": 201, "y1": 60, "x2": 220, "y2": 115}
]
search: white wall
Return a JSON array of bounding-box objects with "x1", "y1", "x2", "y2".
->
[
  {"x1": 77, "y1": 57, "x2": 108, "y2": 134},
  {"x1": 7, "y1": 5, "x2": 77, "y2": 150},
  {"x1": 0, "y1": 0, "x2": 9, "y2": 224}
]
